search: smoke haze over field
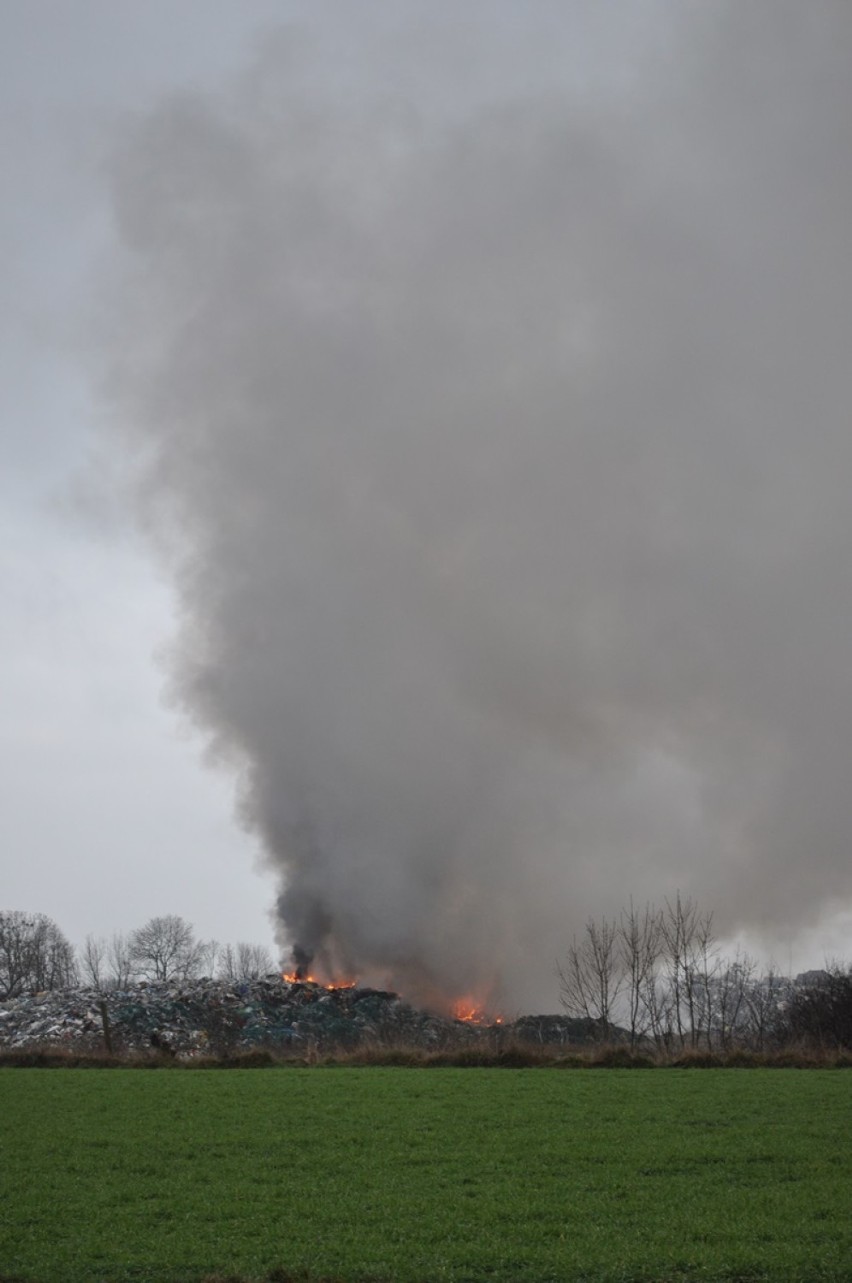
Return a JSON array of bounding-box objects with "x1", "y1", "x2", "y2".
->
[{"x1": 97, "y1": 4, "x2": 852, "y2": 1009}]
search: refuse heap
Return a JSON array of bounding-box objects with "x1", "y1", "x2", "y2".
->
[{"x1": 0, "y1": 977, "x2": 607, "y2": 1057}]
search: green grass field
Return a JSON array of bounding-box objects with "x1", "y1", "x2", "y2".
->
[{"x1": 1, "y1": 1068, "x2": 849, "y2": 1283}]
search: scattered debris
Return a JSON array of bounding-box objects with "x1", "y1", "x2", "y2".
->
[{"x1": 0, "y1": 978, "x2": 603, "y2": 1056}]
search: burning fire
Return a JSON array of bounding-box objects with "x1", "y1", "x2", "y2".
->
[
  {"x1": 281, "y1": 971, "x2": 356, "y2": 991},
  {"x1": 280, "y1": 972, "x2": 503, "y2": 1022},
  {"x1": 453, "y1": 1000, "x2": 483, "y2": 1022},
  {"x1": 452, "y1": 996, "x2": 503, "y2": 1025}
]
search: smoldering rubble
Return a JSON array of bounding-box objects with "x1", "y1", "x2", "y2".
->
[{"x1": 0, "y1": 978, "x2": 593, "y2": 1057}]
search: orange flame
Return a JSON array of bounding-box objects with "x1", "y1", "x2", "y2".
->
[
  {"x1": 281, "y1": 971, "x2": 357, "y2": 990},
  {"x1": 452, "y1": 998, "x2": 486, "y2": 1023},
  {"x1": 452, "y1": 995, "x2": 504, "y2": 1025}
]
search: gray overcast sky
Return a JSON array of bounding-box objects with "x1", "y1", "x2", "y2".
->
[
  {"x1": 1, "y1": 3, "x2": 300, "y2": 956},
  {"x1": 3, "y1": 3, "x2": 851, "y2": 1003}
]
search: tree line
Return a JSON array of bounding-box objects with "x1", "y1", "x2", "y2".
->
[
  {"x1": 2, "y1": 901, "x2": 850, "y2": 1051},
  {"x1": 0, "y1": 910, "x2": 276, "y2": 998},
  {"x1": 558, "y1": 894, "x2": 852, "y2": 1051}
]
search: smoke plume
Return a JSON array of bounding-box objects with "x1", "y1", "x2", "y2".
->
[{"x1": 97, "y1": 5, "x2": 852, "y2": 1009}]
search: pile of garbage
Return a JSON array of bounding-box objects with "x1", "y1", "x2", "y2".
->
[{"x1": 0, "y1": 977, "x2": 602, "y2": 1057}]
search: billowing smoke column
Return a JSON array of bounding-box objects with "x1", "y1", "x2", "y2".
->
[{"x1": 98, "y1": 6, "x2": 852, "y2": 1009}]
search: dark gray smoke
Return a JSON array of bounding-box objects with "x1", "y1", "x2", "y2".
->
[{"x1": 97, "y1": 5, "x2": 852, "y2": 1009}]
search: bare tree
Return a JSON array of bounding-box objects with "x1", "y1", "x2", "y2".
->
[
  {"x1": 619, "y1": 901, "x2": 661, "y2": 1046},
  {"x1": 713, "y1": 950, "x2": 754, "y2": 1049},
  {"x1": 557, "y1": 894, "x2": 718, "y2": 1050},
  {"x1": 659, "y1": 894, "x2": 712, "y2": 1047},
  {"x1": 0, "y1": 911, "x2": 37, "y2": 998},
  {"x1": 197, "y1": 938, "x2": 221, "y2": 977},
  {"x1": 557, "y1": 895, "x2": 837, "y2": 1054},
  {"x1": 218, "y1": 943, "x2": 236, "y2": 982},
  {"x1": 691, "y1": 912, "x2": 721, "y2": 1049},
  {"x1": 107, "y1": 932, "x2": 135, "y2": 988},
  {"x1": 237, "y1": 941, "x2": 274, "y2": 979},
  {"x1": 0, "y1": 911, "x2": 77, "y2": 997},
  {"x1": 641, "y1": 964, "x2": 678, "y2": 1050},
  {"x1": 741, "y1": 963, "x2": 789, "y2": 1051},
  {"x1": 30, "y1": 918, "x2": 76, "y2": 991},
  {"x1": 558, "y1": 915, "x2": 623, "y2": 1040},
  {"x1": 129, "y1": 915, "x2": 204, "y2": 982},
  {"x1": 80, "y1": 934, "x2": 108, "y2": 991},
  {"x1": 218, "y1": 941, "x2": 274, "y2": 982}
]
